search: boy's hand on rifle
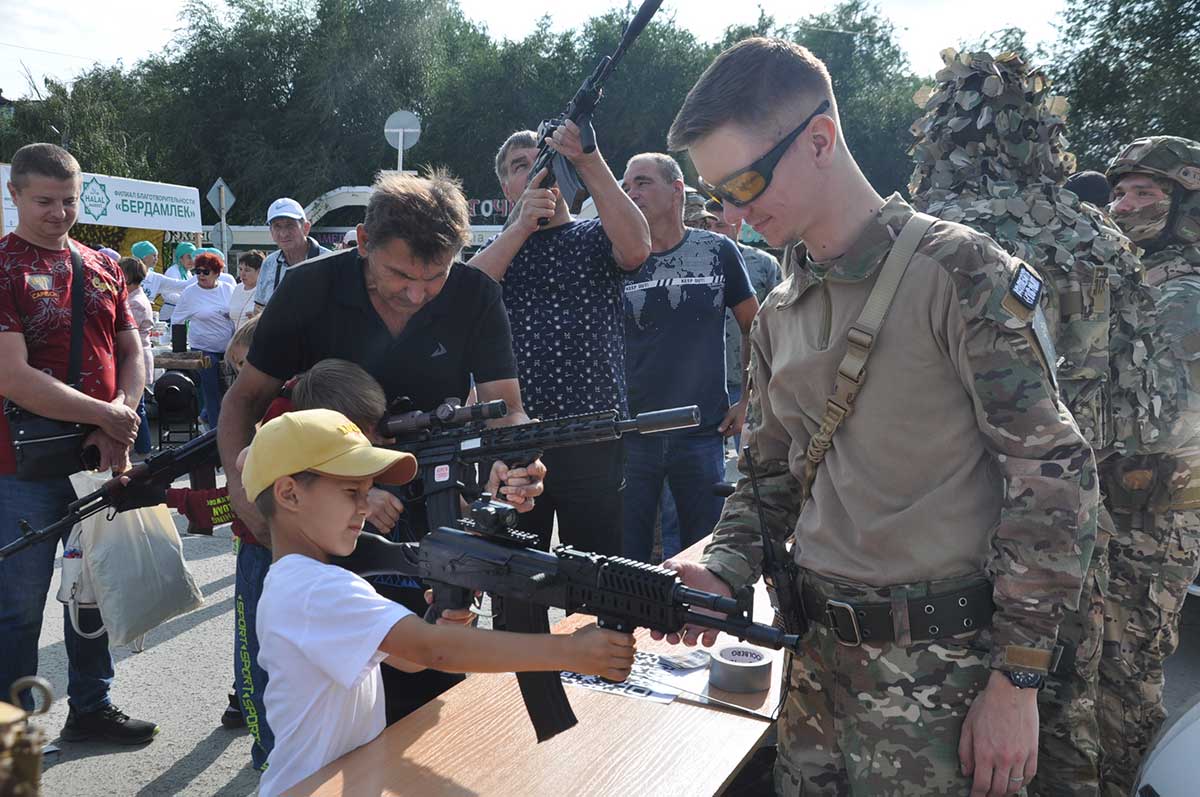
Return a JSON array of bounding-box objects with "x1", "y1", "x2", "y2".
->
[
  {"x1": 488, "y1": 459, "x2": 546, "y2": 513},
  {"x1": 568, "y1": 623, "x2": 636, "y2": 682},
  {"x1": 423, "y1": 589, "x2": 478, "y2": 627},
  {"x1": 366, "y1": 488, "x2": 405, "y2": 531},
  {"x1": 514, "y1": 168, "x2": 558, "y2": 234},
  {"x1": 651, "y1": 559, "x2": 730, "y2": 648},
  {"x1": 546, "y1": 119, "x2": 600, "y2": 167}
]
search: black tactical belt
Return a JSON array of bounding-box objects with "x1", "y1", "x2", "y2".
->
[{"x1": 801, "y1": 581, "x2": 995, "y2": 647}]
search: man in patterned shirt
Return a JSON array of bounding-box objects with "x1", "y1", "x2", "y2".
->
[
  {"x1": 0, "y1": 143, "x2": 156, "y2": 744},
  {"x1": 621, "y1": 153, "x2": 758, "y2": 562},
  {"x1": 704, "y1": 196, "x2": 783, "y2": 450},
  {"x1": 471, "y1": 121, "x2": 650, "y2": 556}
]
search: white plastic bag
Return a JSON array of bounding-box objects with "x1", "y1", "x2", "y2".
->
[{"x1": 65, "y1": 471, "x2": 205, "y2": 647}]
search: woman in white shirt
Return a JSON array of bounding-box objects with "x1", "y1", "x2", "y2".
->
[
  {"x1": 119, "y1": 256, "x2": 157, "y2": 457},
  {"x1": 172, "y1": 252, "x2": 235, "y2": 430},
  {"x1": 229, "y1": 250, "x2": 264, "y2": 329}
]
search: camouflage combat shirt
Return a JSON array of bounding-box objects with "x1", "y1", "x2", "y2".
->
[{"x1": 701, "y1": 194, "x2": 1098, "y2": 671}]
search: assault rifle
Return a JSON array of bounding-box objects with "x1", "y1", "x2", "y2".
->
[
  {"x1": 0, "y1": 430, "x2": 220, "y2": 561},
  {"x1": 381, "y1": 397, "x2": 700, "y2": 532},
  {"x1": 519, "y1": 0, "x2": 664, "y2": 218},
  {"x1": 334, "y1": 497, "x2": 801, "y2": 742}
]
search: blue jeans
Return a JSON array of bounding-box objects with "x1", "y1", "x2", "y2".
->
[
  {"x1": 622, "y1": 433, "x2": 726, "y2": 563},
  {"x1": 234, "y1": 537, "x2": 274, "y2": 770},
  {"x1": 197, "y1": 350, "x2": 225, "y2": 429},
  {"x1": 135, "y1": 396, "x2": 151, "y2": 455},
  {"x1": 659, "y1": 484, "x2": 681, "y2": 560},
  {"x1": 0, "y1": 474, "x2": 114, "y2": 712}
]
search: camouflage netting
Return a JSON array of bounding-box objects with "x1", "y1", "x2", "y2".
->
[{"x1": 909, "y1": 48, "x2": 1163, "y2": 455}]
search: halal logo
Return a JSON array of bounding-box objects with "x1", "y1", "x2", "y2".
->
[{"x1": 79, "y1": 177, "x2": 111, "y2": 222}]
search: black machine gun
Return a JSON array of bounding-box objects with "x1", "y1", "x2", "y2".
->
[
  {"x1": 0, "y1": 430, "x2": 220, "y2": 561},
  {"x1": 380, "y1": 397, "x2": 700, "y2": 533},
  {"x1": 334, "y1": 497, "x2": 801, "y2": 742},
  {"x1": 522, "y1": 0, "x2": 664, "y2": 217}
]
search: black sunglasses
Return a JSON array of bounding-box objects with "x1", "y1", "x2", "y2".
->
[
  {"x1": 698, "y1": 99, "x2": 831, "y2": 207},
  {"x1": 193, "y1": 268, "x2": 214, "y2": 276}
]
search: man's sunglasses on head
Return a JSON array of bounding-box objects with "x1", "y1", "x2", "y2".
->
[{"x1": 699, "y1": 99, "x2": 831, "y2": 208}]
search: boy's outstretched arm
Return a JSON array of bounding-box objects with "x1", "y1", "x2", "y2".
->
[{"x1": 380, "y1": 617, "x2": 636, "y2": 682}]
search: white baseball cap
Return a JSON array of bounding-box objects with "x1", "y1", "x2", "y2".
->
[
  {"x1": 343, "y1": 228, "x2": 358, "y2": 244},
  {"x1": 267, "y1": 197, "x2": 306, "y2": 223}
]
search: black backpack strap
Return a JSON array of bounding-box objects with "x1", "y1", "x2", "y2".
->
[{"x1": 66, "y1": 243, "x2": 86, "y2": 389}]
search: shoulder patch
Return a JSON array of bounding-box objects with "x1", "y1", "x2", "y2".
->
[{"x1": 1003, "y1": 262, "x2": 1042, "y2": 319}]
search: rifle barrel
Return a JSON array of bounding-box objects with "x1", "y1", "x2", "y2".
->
[{"x1": 617, "y1": 406, "x2": 701, "y2": 435}]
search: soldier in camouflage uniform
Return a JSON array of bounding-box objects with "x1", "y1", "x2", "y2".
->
[
  {"x1": 1100, "y1": 135, "x2": 1200, "y2": 797},
  {"x1": 662, "y1": 38, "x2": 1097, "y2": 796},
  {"x1": 908, "y1": 49, "x2": 1161, "y2": 796}
]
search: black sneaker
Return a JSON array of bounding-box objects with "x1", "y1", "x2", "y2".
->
[
  {"x1": 60, "y1": 704, "x2": 158, "y2": 745},
  {"x1": 221, "y1": 692, "x2": 246, "y2": 729}
]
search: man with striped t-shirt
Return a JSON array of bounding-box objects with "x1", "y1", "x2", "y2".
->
[{"x1": 620, "y1": 153, "x2": 758, "y2": 562}]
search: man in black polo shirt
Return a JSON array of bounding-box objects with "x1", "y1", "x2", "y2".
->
[
  {"x1": 471, "y1": 121, "x2": 651, "y2": 556},
  {"x1": 218, "y1": 170, "x2": 543, "y2": 730}
]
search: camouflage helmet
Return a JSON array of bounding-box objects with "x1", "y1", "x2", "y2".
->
[
  {"x1": 1107, "y1": 136, "x2": 1200, "y2": 245},
  {"x1": 1106, "y1": 136, "x2": 1200, "y2": 191}
]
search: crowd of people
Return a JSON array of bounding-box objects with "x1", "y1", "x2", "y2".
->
[{"x1": 0, "y1": 33, "x2": 1197, "y2": 797}]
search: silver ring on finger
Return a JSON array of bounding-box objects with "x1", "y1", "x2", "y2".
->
[{"x1": 1008, "y1": 776, "x2": 1024, "y2": 783}]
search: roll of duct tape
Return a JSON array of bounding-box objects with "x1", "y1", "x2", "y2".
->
[{"x1": 708, "y1": 644, "x2": 772, "y2": 693}]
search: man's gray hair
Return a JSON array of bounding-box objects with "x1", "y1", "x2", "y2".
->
[
  {"x1": 626, "y1": 153, "x2": 684, "y2": 184},
  {"x1": 495, "y1": 130, "x2": 540, "y2": 182}
]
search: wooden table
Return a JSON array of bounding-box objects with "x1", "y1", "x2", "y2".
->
[
  {"x1": 152, "y1": 350, "x2": 210, "y2": 370},
  {"x1": 287, "y1": 539, "x2": 784, "y2": 796}
]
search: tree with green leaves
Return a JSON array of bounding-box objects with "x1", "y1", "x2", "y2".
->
[{"x1": 1052, "y1": 0, "x2": 1200, "y2": 171}]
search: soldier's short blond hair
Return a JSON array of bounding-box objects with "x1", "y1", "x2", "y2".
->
[{"x1": 668, "y1": 38, "x2": 834, "y2": 151}]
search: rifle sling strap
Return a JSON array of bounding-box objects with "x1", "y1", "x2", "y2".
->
[
  {"x1": 67, "y1": 243, "x2": 85, "y2": 388},
  {"x1": 800, "y1": 212, "x2": 936, "y2": 499}
]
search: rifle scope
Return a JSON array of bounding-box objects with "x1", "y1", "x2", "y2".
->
[{"x1": 382, "y1": 399, "x2": 508, "y2": 437}]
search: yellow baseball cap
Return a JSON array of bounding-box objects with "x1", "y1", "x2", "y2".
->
[{"x1": 242, "y1": 408, "x2": 418, "y2": 500}]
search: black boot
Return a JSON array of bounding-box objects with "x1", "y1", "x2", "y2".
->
[
  {"x1": 220, "y1": 691, "x2": 246, "y2": 729},
  {"x1": 61, "y1": 704, "x2": 158, "y2": 745}
]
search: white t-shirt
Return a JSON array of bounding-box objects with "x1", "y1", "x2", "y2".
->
[
  {"x1": 145, "y1": 268, "x2": 235, "y2": 320},
  {"x1": 172, "y1": 282, "x2": 234, "y2": 353},
  {"x1": 228, "y1": 282, "x2": 256, "y2": 329},
  {"x1": 257, "y1": 554, "x2": 411, "y2": 797}
]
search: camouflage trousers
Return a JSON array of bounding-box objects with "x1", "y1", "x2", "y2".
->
[
  {"x1": 1098, "y1": 507, "x2": 1200, "y2": 797},
  {"x1": 775, "y1": 572, "x2": 1000, "y2": 796},
  {"x1": 1030, "y1": 516, "x2": 1112, "y2": 797}
]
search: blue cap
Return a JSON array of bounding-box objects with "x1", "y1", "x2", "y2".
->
[{"x1": 131, "y1": 241, "x2": 158, "y2": 259}]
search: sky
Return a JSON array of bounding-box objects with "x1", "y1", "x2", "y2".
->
[{"x1": 0, "y1": 0, "x2": 1066, "y2": 102}]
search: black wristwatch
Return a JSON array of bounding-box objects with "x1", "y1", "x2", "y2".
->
[{"x1": 1002, "y1": 669, "x2": 1045, "y2": 690}]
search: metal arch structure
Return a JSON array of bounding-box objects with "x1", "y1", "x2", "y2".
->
[{"x1": 303, "y1": 186, "x2": 373, "y2": 227}]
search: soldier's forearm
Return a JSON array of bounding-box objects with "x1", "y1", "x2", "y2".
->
[{"x1": 701, "y1": 466, "x2": 802, "y2": 590}]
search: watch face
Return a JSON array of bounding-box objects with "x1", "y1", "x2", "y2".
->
[{"x1": 1007, "y1": 670, "x2": 1044, "y2": 689}]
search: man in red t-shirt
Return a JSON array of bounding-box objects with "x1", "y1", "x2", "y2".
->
[{"x1": 0, "y1": 143, "x2": 156, "y2": 744}]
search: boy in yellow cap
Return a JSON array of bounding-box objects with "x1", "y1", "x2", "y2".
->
[{"x1": 244, "y1": 409, "x2": 635, "y2": 796}]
